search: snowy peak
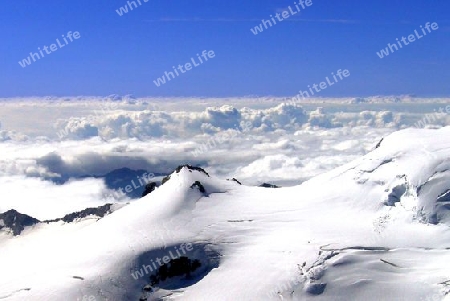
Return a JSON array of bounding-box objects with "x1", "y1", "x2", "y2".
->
[
  {"x1": 161, "y1": 165, "x2": 210, "y2": 184},
  {"x1": 0, "y1": 203, "x2": 125, "y2": 236},
  {"x1": 0, "y1": 209, "x2": 40, "y2": 235},
  {"x1": 323, "y1": 127, "x2": 450, "y2": 226},
  {"x1": 158, "y1": 164, "x2": 213, "y2": 196},
  {"x1": 2, "y1": 128, "x2": 450, "y2": 300},
  {"x1": 45, "y1": 203, "x2": 118, "y2": 223}
]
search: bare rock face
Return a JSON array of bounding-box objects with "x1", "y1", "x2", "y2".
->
[
  {"x1": 259, "y1": 183, "x2": 280, "y2": 188},
  {"x1": 375, "y1": 138, "x2": 384, "y2": 149},
  {"x1": 227, "y1": 178, "x2": 242, "y2": 185},
  {"x1": 45, "y1": 204, "x2": 114, "y2": 223},
  {"x1": 162, "y1": 165, "x2": 210, "y2": 185},
  {"x1": 142, "y1": 182, "x2": 158, "y2": 197},
  {"x1": 0, "y1": 209, "x2": 40, "y2": 236},
  {"x1": 190, "y1": 181, "x2": 206, "y2": 193},
  {"x1": 174, "y1": 165, "x2": 209, "y2": 177},
  {"x1": 0, "y1": 203, "x2": 123, "y2": 236}
]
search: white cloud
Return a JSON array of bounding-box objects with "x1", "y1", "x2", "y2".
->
[
  {"x1": 0, "y1": 176, "x2": 120, "y2": 220},
  {"x1": 0, "y1": 97, "x2": 448, "y2": 207}
]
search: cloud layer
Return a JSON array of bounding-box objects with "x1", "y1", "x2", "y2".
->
[{"x1": 0, "y1": 97, "x2": 449, "y2": 218}]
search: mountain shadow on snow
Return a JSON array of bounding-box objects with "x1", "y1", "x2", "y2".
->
[
  {"x1": 148, "y1": 256, "x2": 202, "y2": 287},
  {"x1": 134, "y1": 243, "x2": 221, "y2": 301}
]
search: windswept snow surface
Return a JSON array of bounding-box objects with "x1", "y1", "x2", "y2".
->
[{"x1": 1, "y1": 127, "x2": 450, "y2": 300}]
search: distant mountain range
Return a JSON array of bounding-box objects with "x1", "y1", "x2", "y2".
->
[{"x1": 45, "y1": 167, "x2": 166, "y2": 199}]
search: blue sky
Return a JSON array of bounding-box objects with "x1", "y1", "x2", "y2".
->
[{"x1": 1, "y1": 0, "x2": 449, "y2": 97}]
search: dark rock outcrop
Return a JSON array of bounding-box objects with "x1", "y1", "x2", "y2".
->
[
  {"x1": 162, "y1": 165, "x2": 210, "y2": 186},
  {"x1": 227, "y1": 178, "x2": 242, "y2": 185},
  {"x1": 375, "y1": 138, "x2": 384, "y2": 149},
  {"x1": 161, "y1": 175, "x2": 171, "y2": 185},
  {"x1": 259, "y1": 183, "x2": 280, "y2": 188},
  {"x1": 190, "y1": 181, "x2": 206, "y2": 193},
  {"x1": 0, "y1": 203, "x2": 123, "y2": 235},
  {"x1": 174, "y1": 165, "x2": 209, "y2": 177},
  {"x1": 0, "y1": 209, "x2": 40, "y2": 235},
  {"x1": 45, "y1": 203, "x2": 114, "y2": 223},
  {"x1": 142, "y1": 182, "x2": 158, "y2": 197}
]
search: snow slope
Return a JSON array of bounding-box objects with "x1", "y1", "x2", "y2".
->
[{"x1": 1, "y1": 127, "x2": 450, "y2": 301}]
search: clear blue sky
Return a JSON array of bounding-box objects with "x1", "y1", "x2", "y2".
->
[{"x1": 1, "y1": 0, "x2": 449, "y2": 97}]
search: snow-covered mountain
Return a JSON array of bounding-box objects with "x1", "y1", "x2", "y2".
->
[{"x1": 1, "y1": 127, "x2": 450, "y2": 301}]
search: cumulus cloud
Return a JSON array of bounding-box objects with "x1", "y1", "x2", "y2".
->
[
  {"x1": 0, "y1": 96, "x2": 448, "y2": 210},
  {"x1": 307, "y1": 107, "x2": 341, "y2": 128},
  {"x1": 0, "y1": 121, "x2": 28, "y2": 142},
  {"x1": 1, "y1": 97, "x2": 447, "y2": 141}
]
